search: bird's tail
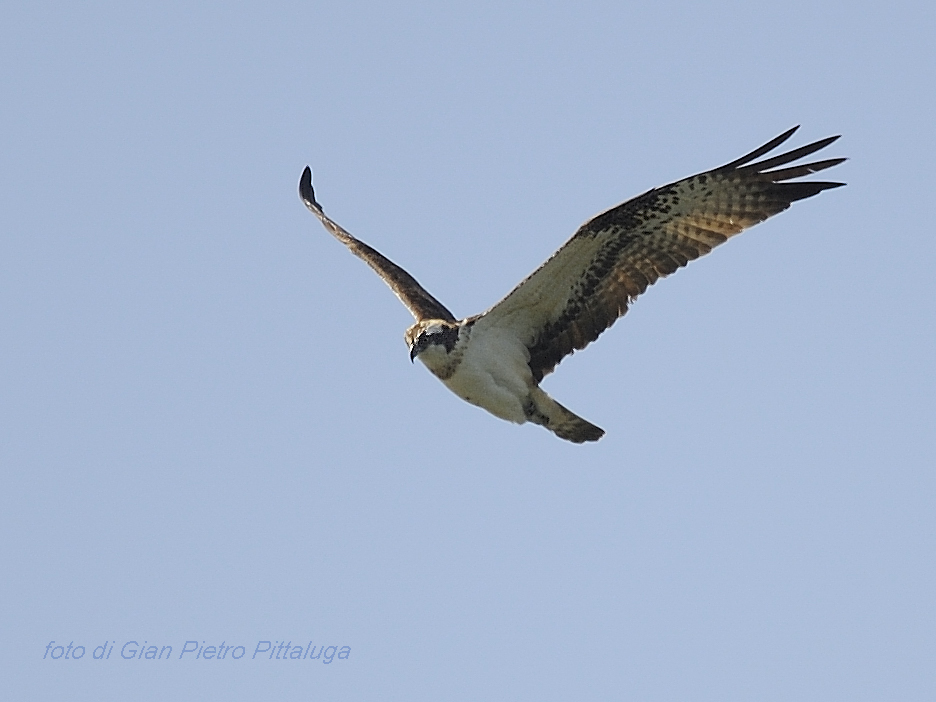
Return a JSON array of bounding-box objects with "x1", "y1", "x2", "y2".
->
[{"x1": 526, "y1": 388, "x2": 604, "y2": 443}]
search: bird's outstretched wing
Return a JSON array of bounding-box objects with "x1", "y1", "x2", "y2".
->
[
  {"x1": 473, "y1": 127, "x2": 846, "y2": 382},
  {"x1": 299, "y1": 167, "x2": 456, "y2": 322}
]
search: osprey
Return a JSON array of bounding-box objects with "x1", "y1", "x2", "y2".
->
[{"x1": 299, "y1": 127, "x2": 844, "y2": 443}]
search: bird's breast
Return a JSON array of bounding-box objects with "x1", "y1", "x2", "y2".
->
[{"x1": 421, "y1": 326, "x2": 534, "y2": 423}]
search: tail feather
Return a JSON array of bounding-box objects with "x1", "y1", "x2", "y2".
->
[{"x1": 526, "y1": 388, "x2": 605, "y2": 443}]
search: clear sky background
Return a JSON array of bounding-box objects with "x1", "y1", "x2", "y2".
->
[{"x1": 3, "y1": 1, "x2": 935, "y2": 700}]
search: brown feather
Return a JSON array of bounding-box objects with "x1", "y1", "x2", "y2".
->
[
  {"x1": 298, "y1": 167, "x2": 456, "y2": 322},
  {"x1": 475, "y1": 128, "x2": 845, "y2": 382}
]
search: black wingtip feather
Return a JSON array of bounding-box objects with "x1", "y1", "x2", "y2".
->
[
  {"x1": 744, "y1": 135, "x2": 842, "y2": 173},
  {"x1": 781, "y1": 180, "x2": 846, "y2": 203},
  {"x1": 760, "y1": 157, "x2": 848, "y2": 182},
  {"x1": 718, "y1": 126, "x2": 800, "y2": 170},
  {"x1": 298, "y1": 166, "x2": 322, "y2": 212}
]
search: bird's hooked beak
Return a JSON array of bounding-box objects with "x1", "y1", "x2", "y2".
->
[{"x1": 409, "y1": 344, "x2": 419, "y2": 363}]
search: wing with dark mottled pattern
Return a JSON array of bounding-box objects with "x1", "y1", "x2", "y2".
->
[
  {"x1": 298, "y1": 167, "x2": 456, "y2": 322},
  {"x1": 473, "y1": 127, "x2": 845, "y2": 382}
]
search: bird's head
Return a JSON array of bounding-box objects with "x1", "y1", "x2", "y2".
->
[{"x1": 406, "y1": 319, "x2": 461, "y2": 363}]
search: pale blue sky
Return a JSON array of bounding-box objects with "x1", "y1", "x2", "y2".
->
[{"x1": 3, "y1": 1, "x2": 935, "y2": 699}]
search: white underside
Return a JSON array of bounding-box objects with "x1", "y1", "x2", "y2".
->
[{"x1": 417, "y1": 327, "x2": 533, "y2": 424}]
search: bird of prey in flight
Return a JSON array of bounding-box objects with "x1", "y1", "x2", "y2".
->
[{"x1": 299, "y1": 127, "x2": 844, "y2": 442}]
